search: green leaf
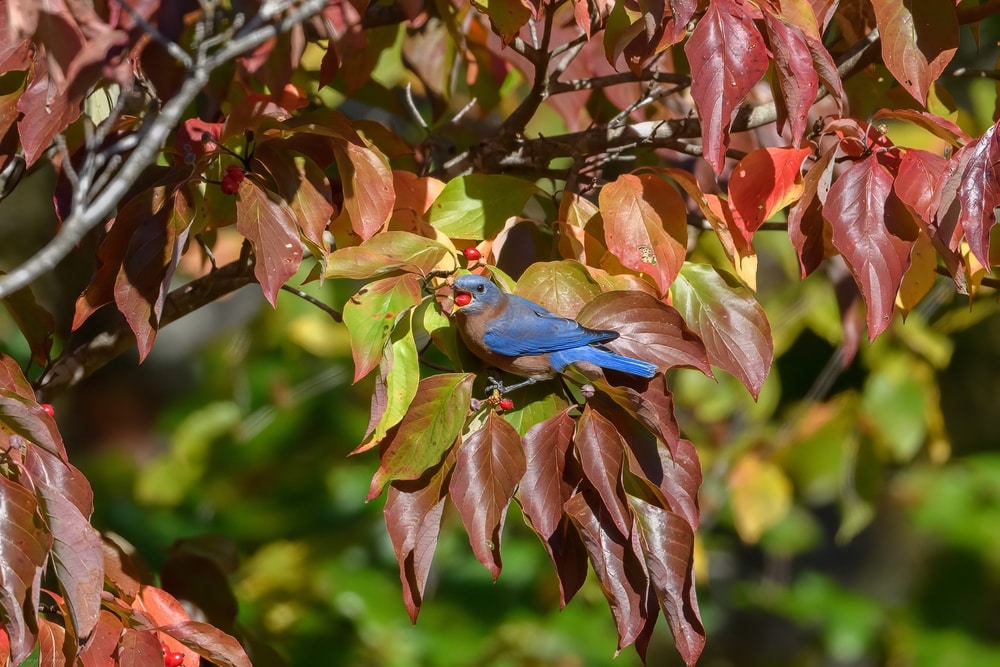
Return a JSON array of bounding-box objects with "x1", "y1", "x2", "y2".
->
[
  {"x1": 670, "y1": 264, "x2": 773, "y2": 398},
  {"x1": 426, "y1": 174, "x2": 541, "y2": 239},
  {"x1": 514, "y1": 260, "x2": 602, "y2": 318},
  {"x1": 326, "y1": 231, "x2": 451, "y2": 280},
  {"x1": 342, "y1": 275, "x2": 423, "y2": 382},
  {"x1": 367, "y1": 373, "x2": 475, "y2": 499},
  {"x1": 360, "y1": 311, "x2": 420, "y2": 451}
]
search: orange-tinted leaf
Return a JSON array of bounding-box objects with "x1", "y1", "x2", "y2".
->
[
  {"x1": 368, "y1": 373, "x2": 475, "y2": 499},
  {"x1": 38, "y1": 617, "x2": 68, "y2": 667},
  {"x1": 671, "y1": 264, "x2": 773, "y2": 397},
  {"x1": 157, "y1": 622, "x2": 251, "y2": 667},
  {"x1": 326, "y1": 232, "x2": 450, "y2": 280},
  {"x1": 450, "y1": 411, "x2": 525, "y2": 579},
  {"x1": 79, "y1": 611, "x2": 123, "y2": 667},
  {"x1": 825, "y1": 155, "x2": 918, "y2": 339},
  {"x1": 252, "y1": 142, "x2": 335, "y2": 250},
  {"x1": 684, "y1": 0, "x2": 769, "y2": 173},
  {"x1": 956, "y1": 121, "x2": 1000, "y2": 268},
  {"x1": 729, "y1": 147, "x2": 811, "y2": 241},
  {"x1": 235, "y1": 178, "x2": 304, "y2": 306},
  {"x1": 385, "y1": 456, "x2": 454, "y2": 622},
  {"x1": 574, "y1": 406, "x2": 631, "y2": 538},
  {"x1": 342, "y1": 274, "x2": 423, "y2": 382},
  {"x1": 332, "y1": 138, "x2": 395, "y2": 240},
  {"x1": 872, "y1": 109, "x2": 970, "y2": 148},
  {"x1": 871, "y1": 0, "x2": 958, "y2": 105},
  {"x1": 600, "y1": 173, "x2": 687, "y2": 294},
  {"x1": 630, "y1": 496, "x2": 705, "y2": 666},
  {"x1": 576, "y1": 291, "x2": 710, "y2": 374},
  {"x1": 116, "y1": 629, "x2": 163, "y2": 667}
]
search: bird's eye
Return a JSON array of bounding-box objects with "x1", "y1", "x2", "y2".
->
[{"x1": 476, "y1": 284, "x2": 485, "y2": 292}]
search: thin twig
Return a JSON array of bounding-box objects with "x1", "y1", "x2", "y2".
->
[{"x1": 279, "y1": 285, "x2": 343, "y2": 321}]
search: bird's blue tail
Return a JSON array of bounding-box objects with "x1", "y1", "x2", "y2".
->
[{"x1": 550, "y1": 347, "x2": 657, "y2": 378}]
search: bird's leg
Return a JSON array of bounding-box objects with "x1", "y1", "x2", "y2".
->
[{"x1": 485, "y1": 375, "x2": 539, "y2": 396}]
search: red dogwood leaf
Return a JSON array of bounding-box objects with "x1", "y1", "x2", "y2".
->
[
  {"x1": 787, "y1": 146, "x2": 837, "y2": 277},
  {"x1": 825, "y1": 155, "x2": 918, "y2": 339},
  {"x1": 685, "y1": 0, "x2": 769, "y2": 173},
  {"x1": 762, "y1": 10, "x2": 819, "y2": 144},
  {"x1": 574, "y1": 406, "x2": 631, "y2": 538},
  {"x1": 956, "y1": 121, "x2": 1000, "y2": 268},
  {"x1": 871, "y1": 0, "x2": 958, "y2": 105},
  {"x1": 729, "y1": 147, "x2": 811, "y2": 241},
  {"x1": 235, "y1": 178, "x2": 303, "y2": 307},
  {"x1": 450, "y1": 411, "x2": 525, "y2": 579}
]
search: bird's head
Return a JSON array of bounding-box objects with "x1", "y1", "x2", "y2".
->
[{"x1": 453, "y1": 274, "x2": 501, "y2": 313}]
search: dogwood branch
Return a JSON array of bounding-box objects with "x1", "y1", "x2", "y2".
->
[{"x1": 0, "y1": 0, "x2": 328, "y2": 300}]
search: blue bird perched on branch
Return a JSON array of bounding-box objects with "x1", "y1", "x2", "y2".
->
[{"x1": 452, "y1": 274, "x2": 658, "y2": 394}]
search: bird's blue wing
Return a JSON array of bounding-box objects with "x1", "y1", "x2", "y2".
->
[{"x1": 482, "y1": 295, "x2": 616, "y2": 355}]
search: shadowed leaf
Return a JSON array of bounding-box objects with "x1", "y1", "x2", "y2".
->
[
  {"x1": 577, "y1": 290, "x2": 710, "y2": 375},
  {"x1": 787, "y1": 146, "x2": 837, "y2": 277},
  {"x1": 0, "y1": 391, "x2": 66, "y2": 458},
  {"x1": 574, "y1": 406, "x2": 631, "y2": 538},
  {"x1": 450, "y1": 411, "x2": 525, "y2": 579},
  {"x1": 368, "y1": 373, "x2": 474, "y2": 499},
  {"x1": 630, "y1": 496, "x2": 705, "y2": 666},
  {"x1": 0, "y1": 475, "x2": 50, "y2": 665},
  {"x1": 564, "y1": 489, "x2": 650, "y2": 651},
  {"x1": 116, "y1": 629, "x2": 163, "y2": 667},
  {"x1": 79, "y1": 611, "x2": 123, "y2": 667},
  {"x1": 385, "y1": 457, "x2": 454, "y2": 622},
  {"x1": 671, "y1": 264, "x2": 773, "y2": 397}
]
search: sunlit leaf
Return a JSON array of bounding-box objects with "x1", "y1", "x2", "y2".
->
[
  {"x1": 826, "y1": 155, "x2": 918, "y2": 339},
  {"x1": 326, "y1": 231, "x2": 451, "y2": 280},
  {"x1": 158, "y1": 622, "x2": 252, "y2": 667},
  {"x1": 671, "y1": 264, "x2": 773, "y2": 397},
  {"x1": 116, "y1": 629, "x2": 164, "y2": 667},
  {"x1": 450, "y1": 411, "x2": 525, "y2": 579},
  {"x1": 684, "y1": 0, "x2": 769, "y2": 172},
  {"x1": 600, "y1": 173, "x2": 687, "y2": 295},
  {"x1": 427, "y1": 174, "x2": 541, "y2": 240},
  {"x1": 359, "y1": 312, "x2": 420, "y2": 451},
  {"x1": 342, "y1": 274, "x2": 423, "y2": 383},
  {"x1": 514, "y1": 260, "x2": 602, "y2": 318},
  {"x1": 728, "y1": 147, "x2": 811, "y2": 241},
  {"x1": 332, "y1": 137, "x2": 395, "y2": 240},
  {"x1": 235, "y1": 178, "x2": 303, "y2": 307},
  {"x1": 873, "y1": 109, "x2": 970, "y2": 148},
  {"x1": 368, "y1": 373, "x2": 475, "y2": 499},
  {"x1": 871, "y1": 0, "x2": 958, "y2": 105},
  {"x1": 956, "y1": 121, "x2": 1000, "y2": 268}
]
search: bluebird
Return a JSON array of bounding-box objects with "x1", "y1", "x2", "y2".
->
[{"x1": 452, "y1": 274, "x2": 657, "y2": 393}]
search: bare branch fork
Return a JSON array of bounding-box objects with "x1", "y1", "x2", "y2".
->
[{"x1": 0, "y1": 0, "x2": 329, "y2": 300}]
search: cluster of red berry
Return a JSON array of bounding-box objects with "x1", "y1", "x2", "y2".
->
[
  {"x1": 220, "y1": 165, "x2": 245, "y2": 195},
  {"x1": 161, "y1": 642, "x2": 185, "y2": 667}
]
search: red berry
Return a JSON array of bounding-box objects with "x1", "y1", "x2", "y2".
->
[
  {"x1": 40, "y1": 404, "x2": 55, "y2": 417},
  {"x1": 498, "y1": 398, "x2": 514, "y2": 411},
  {"x1": 164, "y1": 651, "x2": 185, "y2": 667},
  {"x1": 220, "y1": 176, "x2": 239, "y2": 195},
  {"x1": 462, "y1": 247, "x2": 482, "y2": 261},
  {"x1": 226, "y1": 165, "x2": 246, "y2": 183},
  {"x1": 454, "y1": 292, "x2": 472, "y2": 307},
  {"x1": 161, "y1": 642, "x2": 169, "y2": 657}
]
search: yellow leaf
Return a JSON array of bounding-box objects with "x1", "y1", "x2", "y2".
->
[{"x1": 729, "y1": 454, "x2": 793, "y2": 544}]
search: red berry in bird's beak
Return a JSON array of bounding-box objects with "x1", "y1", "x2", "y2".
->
[
  {"x1": 454, "y1": 292, "x2": 472, "y2": 307},
  {"x1": 462, "y1": 247, "x2": 482, "y2": 261}
]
